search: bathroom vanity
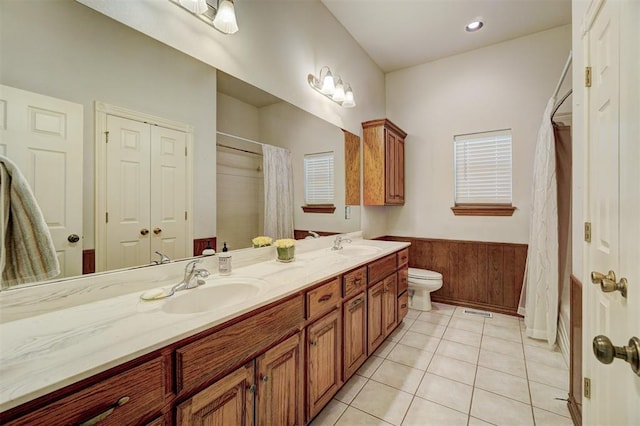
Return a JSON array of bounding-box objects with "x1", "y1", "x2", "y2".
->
[{"x1": 0, "y1": 235, "x2": 409, "y2": 425}]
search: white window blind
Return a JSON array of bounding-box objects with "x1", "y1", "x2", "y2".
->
[
  {"x1": 454, "y1": 130, "x2": 512, "y2": 205},
  {"x1": 304, "y1": 152, "x2": 334, "y2": 205}
]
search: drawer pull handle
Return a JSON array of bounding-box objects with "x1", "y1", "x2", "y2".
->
[
  {"x1": 318, "y1": 294, "x2": 332, "y2": 302},
  {"x1": 350, "y1": 297, "x2": 364, "y2": 309},
  {"x1": 401, "y1": 303, "x2": 407, "y2": 308},
  {"x1": 78, "y1": 396, "x2": 130, "y2": 426},
  {"x1": 354, "y1": 278, "x2": 362, "y2": 285}
]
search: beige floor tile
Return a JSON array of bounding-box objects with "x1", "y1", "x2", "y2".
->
[
  {"x1": 335, "y1": 406, "x2": 392, "y2": 426},
  {"x1": 405, "y1": 309, "x2": 420, "y2": 320},
  {"x1": 351, "y1": 381, "x2": 413, "y2": 426},
  {"x1": 310, "y1": 399, "x2": 348, "y2": 426},
  {"x1": 387, "y1": 343, "x2": 435, "y2": 370},
  {"x1": 481, "y1": 335, "x2": 524, "y2": 359},
  {"x1": 483, "y1": 323, "x2": 522, "y2": 343},
  {"x1": 416, "y1": 311, "x2": 451, "y2": 326},
  {"x1": 402, "y1": 397, "x2": 468, "y2": 426},
  {"x1": 335, "y1": 374, "x2": 368, "y2": 404},
  {"x1": 468, "y1": 417, "x2": 496, "y2": 426},
  {"x1": 435, "y1": 339, "x2": 480, "y2": 364},
  {"x1": 388, "y1": 325, "x2": 409, "y2": 343},
  {"x1": 447, "y1": 316, "x2": 485, "y2": 334},
  {"x1": 471, "y1": 389, "x2": 534, "y2": 426},
  {"x1": 398, "y1": 331, "x2": 441, "y2": 352},
  {"x1": 356, "y1": 355, "x2": 384, "y2": 378},
  {"x1": 478, "y1": 348, "x2": 527, "y2": 378},
  {"x1": 485, "y1": 314, "x2": 522, "y2": 329},
  {"x1": 452, "y1": 306, "x2": 488, "y2": 322},
  {"x1": 431, "y1": 302, "x2": 456, "y2": 316},
  {"x1": 371, "y1": 360, "x2": 426, "y2": 394},
  {"x1": 529, "y1": 381, "x2": 572, "y2": 417},
  {"x1": 409, "y1": 319, "x2": 446, "y2": 338},
  {"x1": 374, "y1": 339, "x2": 398, "y2": 358},
  {"x1": 523, "y1": 344, "x2": 567, "y2": 370},
  {"x1": 533, "y1": 407, "x2": 573, "y2": 425},
  {"x1": 426, "y1": 354, "x2": 477, "y2": 385},
  {"x1": 475, "y1": 366, "x2": 530, "y2": 404},
  {"x1": 526, "y1": 360, "x2": 569, "y2": 391},
  {"x1": 415, "y1": 372, "x2": 473, "y2": 414},
  {"x1": 443, "y1": 327, "x2": 482, "y2": 347},
  {"x1": 522, "y1": 334, "x2": 550, "y2": 348}
]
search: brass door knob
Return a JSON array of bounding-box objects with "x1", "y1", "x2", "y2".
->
[
  {"x1": 591, "y1": 270, "x2": 628, "y2": 297},
  {"x1": 591, "y1": 270, "x2": 616, "y2": 284},
  {"x1": 593, "y1": 335, "x2": 640, "y2": 376},
  {"x1": 140, "y1": 228, "x2": 149, "y2": 236},
  {"x1": 153, "y1": 227, "x2": 162, "y2": 235}
]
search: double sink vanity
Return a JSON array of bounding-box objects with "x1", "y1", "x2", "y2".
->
[{"x1": 0, "y1": 234, "x2": 410, "y2": 425}]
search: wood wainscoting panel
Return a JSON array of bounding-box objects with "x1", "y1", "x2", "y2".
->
[
  {"x1": 381, "y1": 236, "x2": 528, "y2": 315},
  {"x1": 568, "y1": 274, "x2": 582, "y2": 425},
  {"x1": 293, "y1": 230, "x2": 339, "y2": 240},
  {"x1": 82, "y1": 249, "x2": 95, "y2": 275}
]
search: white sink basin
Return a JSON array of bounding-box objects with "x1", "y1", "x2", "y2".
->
[
  {"x1": 334, "y1": 245, "x2": 382, "y2": 257},
  {"x1": 162, "y1": 277, "x2": 266, "y2": 314}
]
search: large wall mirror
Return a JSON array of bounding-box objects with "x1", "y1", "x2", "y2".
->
[{"x1": 0, "y1": 0, "x2": 360, "y2": 289}]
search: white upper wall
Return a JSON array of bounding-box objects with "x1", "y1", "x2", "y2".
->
[
  {"x1": 384, "y1": 25, "x2": 571, "y2": 244},
  {"x1": 78, "y1": 0, "x2": 386, "y2": 137}
]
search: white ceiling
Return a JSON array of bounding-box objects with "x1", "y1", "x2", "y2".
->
[{"x1": 321, "y1": 0, "x2": 571, "y2": 72}]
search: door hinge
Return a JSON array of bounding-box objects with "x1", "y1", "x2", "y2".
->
[
  {"x1": 584, "y1": 377, "x2": 591, "y2": 399},
  {"x1": 185, "y1": 211, "x2": 188, "y2": 220},
  {"x1": 585, "y1": 67, "x2": 592, "y2": 87},
  {"x1": 105, "y1": 131, "x2": 109, "y2": 143},
  {"x1": 584, "y1": 222, "x2": 592, "y2": 242},
  {"x1": 106, "y1": 212, "x2": 109, "y2": 223}
]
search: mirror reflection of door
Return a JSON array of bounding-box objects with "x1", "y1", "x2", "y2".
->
[
  {"x1": 98, "y1": 107, "x2": 192, "y2": 271},
  {"x1": 0, "y1": 85, "x2": 83, "y2": 279}
]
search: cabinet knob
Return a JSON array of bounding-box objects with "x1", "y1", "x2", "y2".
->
[
  {"x1": 311, "y1": 341, "x2": 318, "y2": 347},
  {"x1": 248, "y1": 384, "x2": 256, "y2": 393},
  {"x1": 140, "y1": 228, "x2": 149, "y2": 236},
  {"x1": 153, "y1": 227, "x2": 162, "y2": 235},
  {"x1": 261, "y1": 374, "x2": 269, "y2": 383}
]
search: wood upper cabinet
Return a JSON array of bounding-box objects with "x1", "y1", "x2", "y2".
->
[
  {"x1": 256, "y1": 333, "x2": 304, "y2": 426},
  {"x1": 343, "y1": 292, "x2": 367, "y2": 380},
  {"x1": 362, "y1": 118, "x2": 408, "y2": 206},
  {"x1": 176, "y1": 362, "x2": 254, "y2": 426},
  {"x1": 307, "y1": 309, "x2": 342, "y2": 420}
]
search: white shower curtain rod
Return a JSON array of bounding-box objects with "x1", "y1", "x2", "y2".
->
[
  {"x1": 552, "y1": 51, "x2": 573, "y2": 98},
  {"x1": 216, "y1": 131, "x2": 290, "y2": 153}
]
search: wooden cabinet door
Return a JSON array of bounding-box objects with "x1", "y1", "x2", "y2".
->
[
  {"x1": 307, "y1": 309, "x2": 342, "y2": 420},
  {"x1": 385, "y1": 131, "x2": 397, "y2": 204},
  {"x1": 176, "y1": 362, "x2": 254, "y2": 426},
  {"x1": 383, "y1": 274, "x2": 398, "y2": 336},
  {"x1": 395, "y1": 137, "x2": 405, "y2": 203},
  {"x1": 256, "y1": 333, "x2": 303, "y2": 426},
  {"x1": 367, "y1": 280, "x2": 385, "y2": 354},
  {"x1": 343, "y1": 292, "x2": 367, "y2": 380}
]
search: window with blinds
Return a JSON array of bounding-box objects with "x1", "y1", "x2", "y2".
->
[
  {"x1": 304, "y1": 152, "x2": 334, "y2": 205},
  {"x1": 454, "y1": 130, "x2": 512, "y2": 205}
]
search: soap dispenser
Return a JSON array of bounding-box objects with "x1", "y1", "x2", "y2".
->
[
  {"x1": 222, "y1": 242, "x2": 228, "y2": 252},
  {"x1": 202, "y1": 240, "x2": 215, "y2": 256}
]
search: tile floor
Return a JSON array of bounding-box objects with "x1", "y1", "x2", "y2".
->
[{"x1": 311, "y1": 302, "x2": 572, "y2": 426}]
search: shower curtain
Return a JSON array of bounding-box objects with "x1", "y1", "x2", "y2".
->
[
  {"x1": 262, "y1": 144, "x2": 294, "y2": 240},
  {"x1": 518, "y1": 97, "x2": 559, "y2": 347}
]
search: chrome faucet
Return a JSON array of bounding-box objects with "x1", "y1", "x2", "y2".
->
[
  {"x1": 332, "y1": 235, "x2": 352, "y2": 251},
  {"x1": 153, "y1": 251, "x2": 171, "y2": 265},
  {"x1": 308, "y1": 230, "x2": 320, "y2": 239},
  {"x1": 171, "y1": 259, "x2": 210, "y2": 293}
]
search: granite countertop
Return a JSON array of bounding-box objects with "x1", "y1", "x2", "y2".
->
[{"x1": 0, "y1": 234, "x2": 409, "y2": 412}]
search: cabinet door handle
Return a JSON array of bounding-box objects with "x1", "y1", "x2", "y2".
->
[
  {"x1": 261, "y1": 374, "x2": 269, "y2": 383},
  {"x1": 350, "y1": 297, "x2": 364, "y2": 310},
  {"x1": 401, "y1": 303, "x2": 407, "y2": 308},
  {"x1": 318, "y1": 294, "x2": 332, "y2": 302},
  {"x1": 77, "y1": 396, "x2": 130, "y2": 426},
  {"x1": 311, "y1": 341, "x2": 318, "y2": 347},
  {"x1": 247, "y1": 384, "x2": 256, "y2": 393}
]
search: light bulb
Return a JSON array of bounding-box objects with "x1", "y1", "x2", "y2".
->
[
  {"x1": 332, "y1": 79, "x2": 345, "y2": 102},
  {"x1": 321, "y1": 70, "x2": 335, "y2": 95},
  {"x1": 213, "y1": 0, "x2": 239, "y2": 34},
  {"x1": 342, "y1": 85, "x2": 356, "y2": 108},
  {"x1": 179, "y1": 0, "x2": 208, "y2": 14}
]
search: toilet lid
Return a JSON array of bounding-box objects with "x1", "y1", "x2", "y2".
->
[{"x1": 408, "y1": 268, "x2": 442, "y2": 280}]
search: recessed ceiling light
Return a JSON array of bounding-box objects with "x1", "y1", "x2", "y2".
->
[{"x1": 465, "y1": 19, "x2": 484, "y2": 32}]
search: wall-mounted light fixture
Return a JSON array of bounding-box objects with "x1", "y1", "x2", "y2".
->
[
  {"x1": 308, "y1": 66, "x2": 356, "y2": 108},
  {"x1": 172, "y1": 0, "x2": 239, "y2": 34}
]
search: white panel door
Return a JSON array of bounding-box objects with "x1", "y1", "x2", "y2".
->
[
  {"x1": 0, "y1": 85, "x2": 83, "y2": 278},
  {"x1": 583, "y1": 0, "x2": 640, "y2": 424},
  {"x1": 150, "y1": 125, "x2": 187, "y2": 260},
  {"x1": 105, "y1": 115, "x2": 151, "y2": 270}
]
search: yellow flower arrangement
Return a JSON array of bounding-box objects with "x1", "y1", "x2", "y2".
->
[
  {"x1": 252, "y1": 236, "x2": 273, "y2": 247},
  {"x1": 274, "y1": 238, "x2": 296, "y2": 248}
]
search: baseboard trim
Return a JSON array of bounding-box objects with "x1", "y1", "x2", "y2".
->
[{"x1": 557, "y1": 313, "x2": 570, "y2": 367}]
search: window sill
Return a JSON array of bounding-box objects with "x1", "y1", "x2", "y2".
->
[
  {"x1": 301, "y1": 205, "x2": 336, "y2": 214},
  {"x1": 451, "y1": 204, "x2": 516, "y2": 216}
]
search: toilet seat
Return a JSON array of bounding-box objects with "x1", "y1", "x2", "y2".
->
[{"x1": 408, "y1": 268, "x2": 442, "y2": 281}]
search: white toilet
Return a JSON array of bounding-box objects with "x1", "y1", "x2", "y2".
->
[{"x1": 408, "y1": 268, "x2": 443, "y2": 311}]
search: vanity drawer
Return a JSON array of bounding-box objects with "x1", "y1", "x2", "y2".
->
[
  {"x1": 343, "y1": 267, "x2": 367, "y2": 298},
  {"x1": 368, "y1": 254, "x2": 396, "y2": 284},
  {"x1": 307, "y1": 277, "x2": 341, "y2": 320},
  {"x1": 398, "y1": 292, "x2": 409, "y2": 322},
  {"x1": 397, "y1": 248, "x2": 409, "y2": 267},
  {"x1": 5, "y1": 357, "x2": 165, "y2": 426},
  {"x1": 397, "y1": 267, "x2": 408, "y2": 295},
  {"x1": 176, "y1": 294, "x2": 304, "y2": 393}
]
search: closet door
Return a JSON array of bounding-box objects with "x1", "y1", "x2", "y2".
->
[
  {"x1": 150, "y1": 125, "x2": 187, "y2": 260},
  {"x1": 105, "y1": 115, "x2": 151, "y2": 270}
]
